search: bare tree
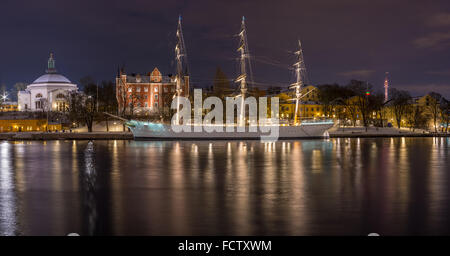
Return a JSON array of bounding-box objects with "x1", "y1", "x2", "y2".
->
[
  {"x1": 68, "y1": 92, "x2": 96, "y2": 132},
  {"x1": 127, "y1": 93, "x2": 143, "y2": 118},
  {"x1": 346, "y1": 80, "x2": 374, "y2": 130},
  {"x1": 439, "y1": 98, "x2": 450, "y2": 132},
  {"x1": 318, "y1": 83, "x2": 352, "y2": 118},
  {"x1": 12, "y1": 82, "x2": 28, "y2": 101},
  {"x1": 427, "y1": 92, "x2": 442, "y2": 132},
  {"x1": 369, "y1": 93, "x2": 387, "y2": 127},
  {"x1": 344, "y1": 98, "x2": 359, "y2": 127},
  {"x1": 116, "y1": 75, "x2": 129, "y2": 117},
  {"x1": 355, "y1": 95, "x2": 371, "y2": 130},
  {"x1": 390, "y1": 88, "x2": 411, "y2": 129},
  {"x1": 161, "y1": 92, "x2": 175, "y2": 122},
  {"x1": 406, "y1": 104, "x2": 428, "y2": 132}
]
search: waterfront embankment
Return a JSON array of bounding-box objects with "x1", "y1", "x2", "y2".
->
[
  {"x1": 328, "y1": 127, "x2": 450, "y2": 138},
  {"x1": 0, "y1": 132, "x2": 133, "y2": 140},
  {"x1": 1, "y1": 127, "x2": 449, "y2": 140}
]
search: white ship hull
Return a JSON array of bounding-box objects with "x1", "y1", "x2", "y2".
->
[{"x1": 127, "y1": 120, "x2": 334, "y2": 140}]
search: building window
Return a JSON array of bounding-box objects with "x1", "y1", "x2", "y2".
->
[
  {"x1": 144, "y1": 95, "x2": 148, "y2": 100},
  {"x1": 56, "y1": 93, "x2": 65, "y2": 99},
  {"x1": 155, "y1": 94, "x2": 158, "y2": 100},
  {"x1": 164, "y1": 87, "x2": 168, "y2": 93},
  {"x1": 35, "y1": 93, "x2": 43, "y2": 98},
  {"x1": 128, "y1": 88, "x2": 132, "y2": 92},
  {"x1": 25, "y1": 104, "x2": 28, "y2": 110},
  {"x1": 137, "y1": 87, "x2": 141, "y2": 92},
  {"x1": 144, "y1": 87, "x2": 148, "y2": 92},
  {"x1": 154, "y1": 102, "x2": 158, "y2": 108},
  {"x1": 145, "y1": 102, "x2": 148, "y2": 108},
  {"x1": 154, "y1": 87, "x2": 158, "y2": 92},
  {"x1": 57, "y1": 102, "x2": 67, "y2": 111}
]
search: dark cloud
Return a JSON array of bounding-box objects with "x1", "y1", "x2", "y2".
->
[
  {"x1": 425, "y1": 69, "x2": 450, "y2": 76},
  {"x1": 337, "y1": 69, "x2": 375, "y2": 79},
  {"x1": 427, "y1": 12, "x2": 450, "y2": 26},
  {"x1": 413, "y1": 32, "x2": 450, "y2": 49}
]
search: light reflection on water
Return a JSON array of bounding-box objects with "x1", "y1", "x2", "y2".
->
[
  {"x1": 0, "y1": 138, "x2": 449, "y2": 235},
  {"x1": 0, "y1": 142, "x2": 16, "y2": 235}
]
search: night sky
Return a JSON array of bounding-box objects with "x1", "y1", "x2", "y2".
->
[{"x1": 1, "y1": 0, "x2": 450, "y2": 97}]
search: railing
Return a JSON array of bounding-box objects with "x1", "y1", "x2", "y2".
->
[{"x1": 300, "y1": 119, "x2": 334, "y2": 125}]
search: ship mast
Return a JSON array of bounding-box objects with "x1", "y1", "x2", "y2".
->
[
  {"x1": 236, "y1": 16, "x2": 251, "y2": 126},
  {"x1": 175, "y1": 15, "x2": 188, "y2": 124},
  {"x1": 290, "y1": 40, "x2": 307, "y2": 124}
]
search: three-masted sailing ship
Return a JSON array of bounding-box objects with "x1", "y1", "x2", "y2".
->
[{"x1": 126, "y1": 16, "x2": 334, "y2": 140}]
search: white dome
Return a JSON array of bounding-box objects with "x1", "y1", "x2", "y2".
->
[{"x1": 33, "y1": 73, "x2": 72, "y2": 84}]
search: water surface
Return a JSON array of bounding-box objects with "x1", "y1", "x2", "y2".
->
[{"x1": 0, "y1": 138, "x2": 449, "y2": 235}]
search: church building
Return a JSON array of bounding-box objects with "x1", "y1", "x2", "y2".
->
[{"x1": 18, "y1": 53, "x2": 78, "y2": 111}]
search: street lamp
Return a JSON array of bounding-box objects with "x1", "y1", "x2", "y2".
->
[{"x1": 1, "y1": 92, "x2": 8, "y2": 102}]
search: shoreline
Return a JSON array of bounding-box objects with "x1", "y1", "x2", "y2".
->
[
  {"x1": 0, "y1": 132, "x2": 134, "y2": 141},
  {"x1": 329, "y1": 133, "x2": 450, "y2": 138},
  {"x1": 0, "y1": 130, "x2": 449, "y2": 141},
  {"x1": 328, "y1": 127, "x2": 450, "y2": 138}
]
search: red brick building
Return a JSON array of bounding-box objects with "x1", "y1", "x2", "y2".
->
[{"x1": 116, "y1": 67, "x2": 189, "y2": 115}]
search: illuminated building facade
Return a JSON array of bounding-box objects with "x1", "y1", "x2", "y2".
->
[
  {"x1": 278, "y1": 85, "x2": 324, "y2": 120},
  {"x1": 0, "y1": 102, "x2": 19, "y2": 112},
  {"x1": 17, "y1": 53, "x2": 78, "y2": 112},
  {"x1": 116, "y1": 67, "x2": 189, "y2": 114},
  {"x1": 0, "y1": 118, "x2": 61, "y2": 132}
]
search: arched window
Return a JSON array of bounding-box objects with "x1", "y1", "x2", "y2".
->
[
  {"x1": 56, "y1": 93, "x2": 65, "y2": 99},
  {"x1": 35, "y1": 93, "x2": 43, "y2": 98}
]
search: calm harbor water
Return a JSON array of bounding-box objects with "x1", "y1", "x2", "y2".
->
[{"x1": 0, "y1": 137, "x2": 449, "y2": 236}]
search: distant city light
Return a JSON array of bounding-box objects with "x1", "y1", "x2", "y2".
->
[{"x1": 1, "y1": 92, "x2": 8, "y2": 101}]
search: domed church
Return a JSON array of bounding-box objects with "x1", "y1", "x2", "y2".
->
[{"x1": 18, "y1": 53, "x2": 78, "y2": 111}]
